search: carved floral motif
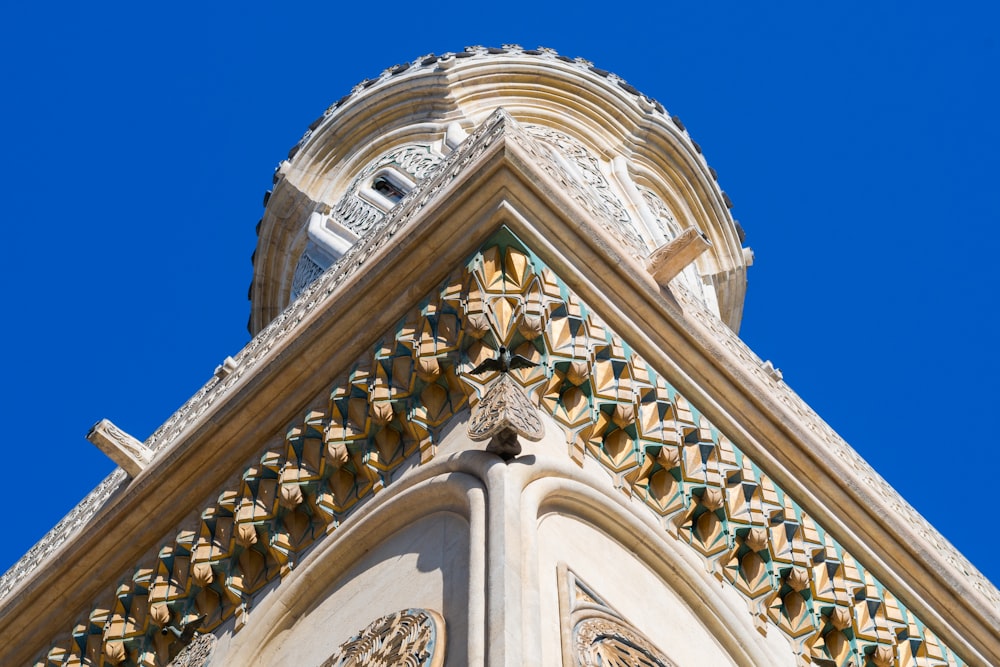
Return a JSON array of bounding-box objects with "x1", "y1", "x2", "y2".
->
[
  {"x1": 319, "y1": 608, "x2": 444, "y2": 667},
  {"x1": 575, "y1": 618, "x2": 676, "y2": 667},
  {"x1": 467, "y1": 373, "x2": 545, "y2": 459}
]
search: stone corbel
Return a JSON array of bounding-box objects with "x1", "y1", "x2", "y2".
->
[
  {"x1": 86, "y1": 419, "x2": 154, "y2": 477},
  {"x1": 646, "y1": 226, "x2": 712, "y2": 286}
]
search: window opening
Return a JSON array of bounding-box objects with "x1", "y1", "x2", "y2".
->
[{"x1": 372, "y1": 174, "x2": 407, "y2": 203}]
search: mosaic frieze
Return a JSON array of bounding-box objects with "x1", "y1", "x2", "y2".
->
[{"x1": 34, "y1": 231, "x2": 966, "y2": 667}]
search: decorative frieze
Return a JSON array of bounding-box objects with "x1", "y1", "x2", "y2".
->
[{"x1": 30, "y1": 232, "x2": 969, "y2": 666}]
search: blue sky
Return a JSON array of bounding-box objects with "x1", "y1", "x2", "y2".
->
[{"x1": 1, "y1": 0, "x2": 997, "y2": 596}]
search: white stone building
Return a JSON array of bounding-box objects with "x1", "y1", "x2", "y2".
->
[{"x1": 1, "y1": 46, "x2": 997, "y2": 667}]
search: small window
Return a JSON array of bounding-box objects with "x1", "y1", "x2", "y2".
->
[
  {"x1": 372, "y1": 174, "x2": 407, "y2": 203},
  {"x1": 358, "y1": 167, "x2": 417, "y2": 212}
]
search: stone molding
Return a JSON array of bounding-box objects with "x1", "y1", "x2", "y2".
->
[
  {"x1": 16, "y1": 233, "x2": 984, "y2": 666},
  {"x1": 2, "y1": 111, "x2": 996, "y2": 666}
]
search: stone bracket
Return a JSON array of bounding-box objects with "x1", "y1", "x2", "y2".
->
[
  {"x1": 646, "y1": 226, "x2": 712, "y2": 286},
  {"x1": 86, "y1": 418, "x2": 153, "y2": 477}
]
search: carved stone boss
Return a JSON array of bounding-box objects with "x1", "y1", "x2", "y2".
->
[{"x1": 467, "y1": 348, "x2": 545, "y2": 460}]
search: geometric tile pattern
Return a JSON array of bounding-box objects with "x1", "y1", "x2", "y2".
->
[
  {"x1": 35, "y1": 231, "x2": 964, "y2": 666},
  {"x1": 466, "y1": 233, "x2": 966, "y2": 667}
]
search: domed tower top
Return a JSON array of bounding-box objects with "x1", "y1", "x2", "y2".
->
[{"x1": 249, "y1": 45, "x2": 752, "y2": 335}]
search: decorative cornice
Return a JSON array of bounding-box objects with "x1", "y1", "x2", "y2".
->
[
  {"x1": 4, "y1": 110, "x2": 995, "y2": 666},
  {"x1": 671, "y1": 278, "x2": 1000, "y2": 612},
  {"x1": 0, "y1": 109, "x2": 517, "y2": 606},
  {"x1": 0, "y1": 470, "x2": 128, "y2": 601},
  {"x1": 25, "y1": 233, "x2": 977, "y2": 667}
]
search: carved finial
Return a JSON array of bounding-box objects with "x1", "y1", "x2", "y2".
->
[
  {"x1": 86, "y1": 419, "x2": 153, "y2": 477},
  {"x1": 467, "y1": 374, "x2": 544, "y2": 461}
]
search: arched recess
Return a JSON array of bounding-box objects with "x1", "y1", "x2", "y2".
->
[
  {"x1": 218, "y1": 468, "x2": 488, "y2": 667},
  {"x1": 521, "y1": 474, "x2": 797, "y2": 667}
]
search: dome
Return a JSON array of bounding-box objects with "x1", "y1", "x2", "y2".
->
[{"x1": 249, "y1": 45, "x2": 751, "y2": 335}]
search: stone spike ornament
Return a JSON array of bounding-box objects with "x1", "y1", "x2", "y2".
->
[
  {"x1": 467, "y1": 374, "x2": 545, "y2": 460},
  {"x1": 467, "y1": 346, "x2": 544, "y2": 460}
]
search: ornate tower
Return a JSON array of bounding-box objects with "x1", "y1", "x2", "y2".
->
[{"x1": 1, "y1": 46, "x2": 997, "y2": 667}]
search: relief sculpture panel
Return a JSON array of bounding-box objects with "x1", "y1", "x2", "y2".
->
[{"x1": 319, "y1": 609, "x2": 445, "y2": 667}]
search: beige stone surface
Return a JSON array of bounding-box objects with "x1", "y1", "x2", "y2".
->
[
  {"x1": 2, "y1": 47, "x2": 997, "y2": 667},
  {"x1": 228, "y1": 513, "x2": 469, "y2": 666}
]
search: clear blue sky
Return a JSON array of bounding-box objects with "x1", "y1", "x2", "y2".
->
[{"x1": 2, "y1": 1, "x2": 997, "y2": 595}]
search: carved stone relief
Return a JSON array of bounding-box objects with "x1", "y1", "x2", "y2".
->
[
  {"x1": 319, "y1": 609, "x2": 445, "y2": 667},
  {"x1": 290, "y1": 246, "x2": 328, "y2": 301},
  {"x1": 468, "y1": 370, "x2": 545, "y2": 460},
  {"x1": 166, "y1": 633, "x2": 216, "y2": 667},
  {"x1": 291, "y1": 143, "x2": 447, "y2": 299},
  {"x1": 523, "y1": 125, "x2": 646, "y2": 256},
  {"x1": 20, "y1": 113, "x2": 979, "y2": 667},
  {"x1": 575, "y1": 618, "x2": 675, "y2": 667},
  {"x1": 558, "y1": 566, "x2": 677, "y2": 667}
]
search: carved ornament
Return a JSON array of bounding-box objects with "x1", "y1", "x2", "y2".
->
[
  {"x1": 467, "y1": 373, "x2": 545, "y2": 460},
  {"x1": 319, "y1": 608, "x2": 445, "y2": 667},
  {"x1": 575, "y1": 618, "x2": 675, "y2": 667},
  {"x1": 19, "y1": 115, "x2": 983, "y2": 665},
  {"x1": 559, "y1": 566, "x2": 677, "y2": 667}
]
